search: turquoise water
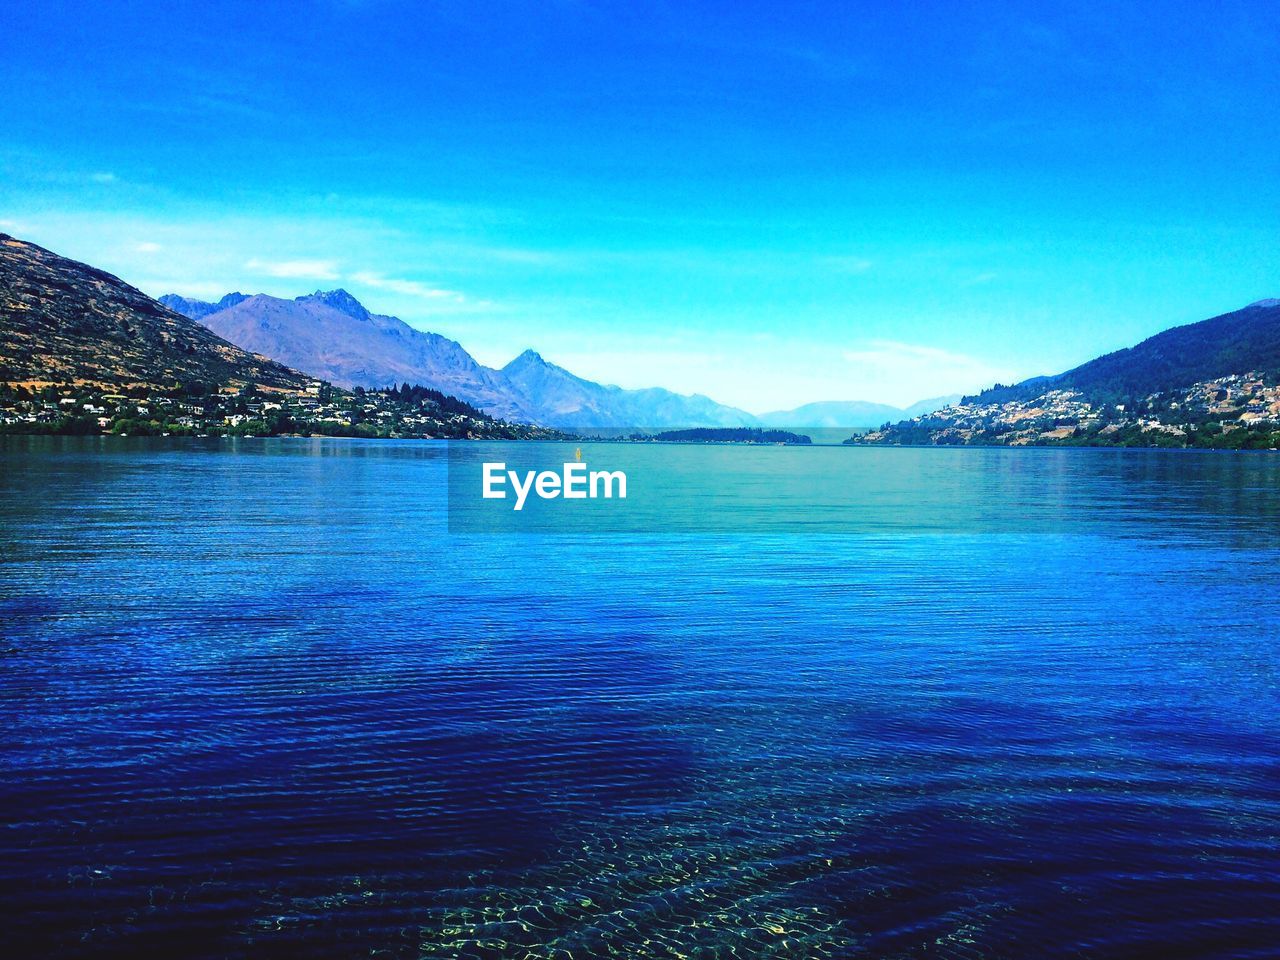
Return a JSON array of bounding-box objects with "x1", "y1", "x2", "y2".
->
[{"x1": 2, "y1": 437, "x2": 1279, "y2": 958}]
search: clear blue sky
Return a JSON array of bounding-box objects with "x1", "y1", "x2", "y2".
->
[{"x1": 2, "y1": 1, "x2": 1277, "y2": 410}]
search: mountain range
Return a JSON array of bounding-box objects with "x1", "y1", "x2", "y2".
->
[
  {"x1": 4, "y1": 232, "x2": 1276, "y2": 446},
  {"x1": 758, "y1": 397, "x2": 961, "y2": 428},
  {"x1": 162, "y1": 290, "x2": 526, "y2": 420},
  {"x1": 0, "y1": 229, "x2": 955, "y2": 432},
  {"x1": 162, "y1": 289, "x2": 769, "y2": 428},
  {"x1": 162, "y1": 289, "x2": 954, "y2": 428}
]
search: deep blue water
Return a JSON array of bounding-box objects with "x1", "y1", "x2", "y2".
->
[{"x1": 2, "y1": 437, "x2": 1279, "y2": 958}]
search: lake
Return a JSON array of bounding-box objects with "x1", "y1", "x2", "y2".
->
[{"x1": 2, "y1": 436, "x2": 1279, "y2": 958}]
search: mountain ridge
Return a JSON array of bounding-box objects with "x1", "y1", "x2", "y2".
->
[
  {"x1": 1, "y1": 235, "x2": 310, "y2": 392},
  {"x1": 158, "y1": 292, "x2": 250, "y2": 321},
  {"x1": 857, "y1": 300, "x2": 1280, "y2": 448},
  {"x1": 759, "y1": 395, "x2": 960, "y2": 429},
  {"x1": 166, "y1": 290, "x2": 760, "y2": 428},
  {"x1": 966, "y1": 300, "x2": 1280, "y2": 407},
  {"x1": 184, "y1": 291, "x2": 529, "y2": 420}
]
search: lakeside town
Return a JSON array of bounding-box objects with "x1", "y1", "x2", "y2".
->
[
  {"x1": 0, "y1": 380, "x2": 562, "y2": 440},
  {"x1": 853, "y1": 372, "x2": 1280, "y2": 449}
]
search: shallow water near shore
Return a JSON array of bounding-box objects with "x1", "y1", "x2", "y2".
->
[{"x1": 2, "y1": 436, "x2": 1279, "y2": 958}]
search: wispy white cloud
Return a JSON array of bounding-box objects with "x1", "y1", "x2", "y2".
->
[
  {"x1": 821, "y1": 255, "x2": 874, "y2": 274},
  {"x1": 3, "y1": 207, "x2": 510, "y2": 327},
  {"x1": 0, "y1": 198, "x2": 1027, "y2": 410},
  {"x1": 245, "y1": 258, "x2": 341, "y2": 280},
  {"x1": 89, "y1": 172, "x2": 118, "y2": 184},
  {"x1": 843, "y1": 339, "x2": 991, "y2": 369},
  {"x1": 350, "y1": 270, "x2": 465, "y2": 302},
  {"x1": 841, "y1": 339, "x2": 1016, "y2": 400}
]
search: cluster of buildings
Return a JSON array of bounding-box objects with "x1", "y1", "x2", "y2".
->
[
  {"x1": 858, "y1": 388, "x2": 1105, "y2": 445},
  {"x1": 0, "y1": 381, "x2": 514, "y2": 439},
  {"x1": 1179, "y1": 374, "x2": 1280, "y2": 428},
  {"x1": 858, "y1": 372, "x2": 1280, "y2": 446}
]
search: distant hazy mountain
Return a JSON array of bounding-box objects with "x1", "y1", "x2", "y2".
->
[
  {"x1": 0, "y1": 234, "x2": 309, "y2": 392},
  {"x1": 761, "y1": 394, "x2": 962, "y2": 428},
  {"x1": 166, "y1": 289, "x2": 757, "y2": 428},
  {"x1": 759, "y1": 400, "x2": 901, "y2": 428},
  {"x1": 158, "y1": 292, "x2": 249, "y2": 321},
  {"x1": 502, "y1": 349, "x2": 758, "y2": 428},
  {"x1": 899, "y1": 394, "x2": 963, "y2": 418}
]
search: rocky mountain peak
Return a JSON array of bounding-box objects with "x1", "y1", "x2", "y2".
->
[{"x1": 297, "y1": 289, "x2": 370, "y2": 321}]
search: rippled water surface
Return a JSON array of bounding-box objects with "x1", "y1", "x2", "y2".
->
[{"x1": 3, "y1": 437, "x2": 1279, "y2": 958}]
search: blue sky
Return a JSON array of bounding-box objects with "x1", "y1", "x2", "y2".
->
[{"x1": 2, "y1": 1, "x2": 1277, "y2": 410}]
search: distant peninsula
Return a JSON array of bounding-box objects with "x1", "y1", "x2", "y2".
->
[{"x1": 640, "y1": 427, "x2": 812, "y2": 444}]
